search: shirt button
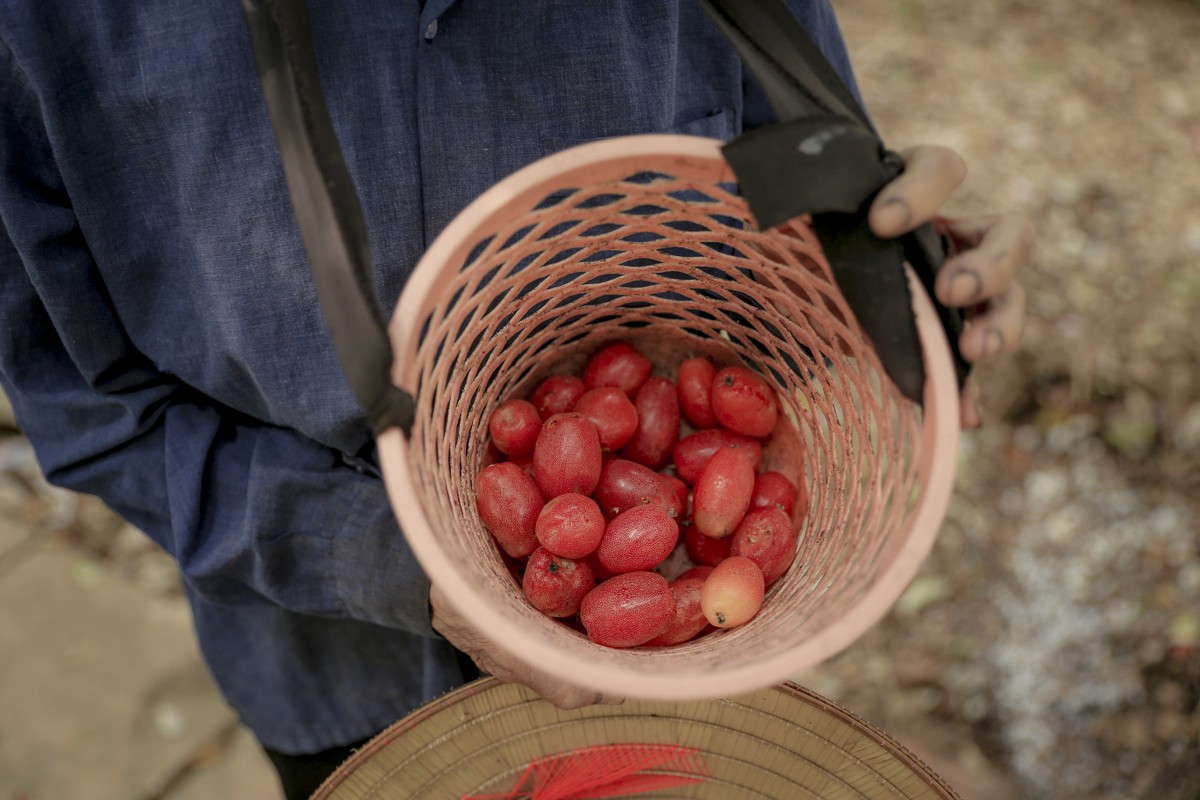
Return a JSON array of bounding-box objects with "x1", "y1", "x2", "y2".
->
[{"x1": 424, "y1": 19, "x2": 438, "y2": 41}]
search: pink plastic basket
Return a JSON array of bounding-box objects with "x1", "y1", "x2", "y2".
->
[{"x1": 375, "y1": 135, "x2": 959, "y2": 700}]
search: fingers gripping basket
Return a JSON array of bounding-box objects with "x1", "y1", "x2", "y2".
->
[{"x1": 376, "y1": 135, "x2": 959, "y2": 700}]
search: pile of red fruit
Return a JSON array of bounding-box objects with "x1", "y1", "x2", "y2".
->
[{"x1": 474, "y1": 340, "x2": 806, "y2": 649}]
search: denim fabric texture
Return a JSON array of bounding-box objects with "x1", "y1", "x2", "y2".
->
[{"x1": 0, "y1": 0, "x2": 860, "y2": 753}]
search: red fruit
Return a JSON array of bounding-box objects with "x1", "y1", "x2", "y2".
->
[
  {"x1": 676, "y1": 356, "x2": 719, "y2": 429},
  {"x1": 488, "y1": 398, "x2": 543, "y2": 456},
  {"x1": 597, "y1": 505, "x2": 679, "y2": 574},
  {"x1": 506, "y1": 449, "x2": 536, "y2": 479},
  {"x1": 475, "y1": 462, "x2": 545, "y2": 558},
  {"x1": 530, "y1": 374, "x2": 585, "y2": 418},
  {"x1": 594, "y1": 458, "x2": 681, "y2": 520},
  {"x1": 483, "y1": 439, "x2": 503, "y2": 468},
  {"x1": 660, "y1": 474, "x2": 689, "y2": 519},
  {"x1": 621, "y1": 376, "x2": 680, "y2": 469},
  {"x1": 573, "y1": 387, "x2": 639, "y2": 452},
  {"x1": 750, "y1": 471, "x2": 800, "y2": 517},
  {"x1": 730, "y1": 506, "x2": 798, "y2": 585},
  {"x1": 683, "y1": 519, "x2": 731, "y2": 567},
  {"x1": 711, "y1": 365, "x2": 778, "y2": 438},
  {"x1": 584, "y1": 551, "x2": 618, "y2": 582},
  {"x1": 582, "y1": 341, "x2": 652, "y2": 396},
  {"x1": 536, "y1": 493, "x2": 605, "y2": 559},
  {"x1": 691, "y1": 447, "x2": 756, "y2": 539},
  {"x1": 678, "y1": 565, "x2": 716, "y2": 582},
  {"x1": 580, "y1": 571, "x2": 675, "y2": 648},
  {"x1": 644, "y1": 569, "x2": 713, "y2": 646},
  {"x1": 533, "y1": 413, "x2": 602, "y2": 498},
  {"x1": 701, "y1": 556, "x2": 765, "y2": 628},
  {"x1": 672, "y1": 428, "x2": 763, "y2": 486},
  {"x1": 522, "y1": 547, "x2": 595, "y2": 618}
]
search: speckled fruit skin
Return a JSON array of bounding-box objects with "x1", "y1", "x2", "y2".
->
[
  {"x1": 530, "y1": 375, "x2": 585, "y2": 419},
  {"x1": 730, "y1": 506, "x2": 798, "y2": 585},
  {"x1": 660, "y1": 474, "x2": 689, "y2": 519},
  {"x1": 594, "y1": 459, "x2": 680, "y2": 520},
  {"x1": 597, "y1": 505, "x2": 679, "y2": 574},
  {"x1": 573, "y1": 387, "x2": 639, "y2": 452},
  {"x1": 644, "y1": 567, "x2": 715, "y2": 646},
  {"x1": 487, "y1": 398, "x2": 543, "y2": 457},
  {"x1": 533, "y1": 412, "x2": 602, "y2": 498},
  {"x1": 475, "y1": 461, "x2": 545, "y2": 558},
  {"x1": 582, "y1": 341, "x2": 652, "y2": 396},
  {"x1": 683, "y1": 519, "x2": 731, "y2": 567},
  {"x1": 522, "y1": 547, "x2": 595, "y2": 618},
  {"x1": 535, "y1": 493, "x2": 606, "y2": 559},
  {"x1": 750, "y1": 471, "x2": 800, "y2": 517},
  {"x1": 676, "y1": 356, "x2": 719, "y2": 429},
  {"x1": 621, "y1": 377, "x2": 680, "y2": 469},
  {"x1": 672, "y1": 428, "x2": 763, "y2": 486},
  {"x1": 701, "y1": 556, "x2": 765, "y2": 629},
  {"x1": 711, "y1": 365, "x2": 779, "y2": 438},
  {"x1": 579, "y1": 571, "x2": 675, "y2": 648},
  {"x1": 692, "y1": 447, "x2": 756, "y2": 539}
]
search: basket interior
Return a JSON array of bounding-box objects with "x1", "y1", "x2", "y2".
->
[{"x1": 393, "y1": 144, "x2": 934, "y2": 683}]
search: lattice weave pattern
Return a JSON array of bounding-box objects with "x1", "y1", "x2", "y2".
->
[{"x1": 402, "y1": 161, "x2": 926, "y2": 674}]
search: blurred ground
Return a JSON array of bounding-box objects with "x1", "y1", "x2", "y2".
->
[
  {"x1": 806, "y1": 1, "x2": 1200, "y2": 799},
  {"x1": 0, "y1": 437, "x2": 280, "y2": 799},
  {"x1": 2, "y1": 1, "x2": 1199, "y2": 798}
]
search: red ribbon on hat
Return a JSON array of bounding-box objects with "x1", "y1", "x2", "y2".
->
[{"x1": 461, "y1": 743, "x2": 711, "y2": 800}]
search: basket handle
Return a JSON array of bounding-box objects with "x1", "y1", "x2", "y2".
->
[
  {"x1": 241, "y1": 0, "x2": 415, "y2": 437},
  {"x1": 698, "y1": 0, "x2": 971, "y2": 402}
]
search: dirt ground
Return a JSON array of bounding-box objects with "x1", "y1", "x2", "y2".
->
[
  {"x1": 810, "y1": 1, "x2": 1200, "y2": 798},
  {"x1": 3, "y1": 1, "x2": 1199, "y2": 798}
]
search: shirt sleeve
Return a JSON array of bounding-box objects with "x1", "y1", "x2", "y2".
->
[{"x1": 0, "y1": 37, "x2": 435, "y2": 637}]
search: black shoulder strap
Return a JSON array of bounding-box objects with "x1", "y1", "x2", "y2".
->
[
  {"x1": 241, "y1": 0, "x2": 414, "y2": 436},
  {"x1": 699, "y1": 0, "x2": 970, "y2": 402},
  {"x1": 241, "y1": 0, "x2": 965, "y2": 427}
]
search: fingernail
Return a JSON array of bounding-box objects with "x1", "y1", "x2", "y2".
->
[
  {"x1": 873, "y1": 196, "x2": 911, "y2": 233},
  {"x1": 947, "y1": 268, "x2": 983, "y2": 305}
]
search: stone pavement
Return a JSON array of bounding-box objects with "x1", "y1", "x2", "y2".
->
[{"x1": 0, "y1": 434, "x2": 281, "y2": 800}]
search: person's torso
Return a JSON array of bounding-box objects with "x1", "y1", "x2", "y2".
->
[{"x1": 5, "y1": 0, "x2": 849, "y2": 456}]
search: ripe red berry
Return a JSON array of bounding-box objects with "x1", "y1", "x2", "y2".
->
[
  {"x1": 692, "y1": 447, "x2": 756, "y2": 539},
  {"x1": 582, "y1": 341, "x2": 652, "y2": 396},
  {"x1": 621, "y1": 377, "x2": 680, "y2": 469},
  {"x1": 701, "y1": 556, "x2": 765, "y2": 628},
  {"x1": 676, "y1": 356, "x2": 718, "y2": 429},
  {"x1": 488, "y1": 398, "x2": 542, "y2": 456},
  {"x1": 532, "y1": 412, "x2": 602, "y2": 498},
  {"x1": 475, "y1": 462, "x2": 544, "y2": 558},
  {"x1": 522, "y1": 547, "x2": 595, "y2": 618},
  {"x1": 530, "y1": 374, "x2": 586, "y2": 418},
  {"x1": 580, "y1": 571, "x2": 675, "y2": 648},
  {"x1": 711, "y1": 365, "x2": 778, "y2": 438},
  {"x1": 536, "y1": 493, "x2": 605, "y2": 559}
]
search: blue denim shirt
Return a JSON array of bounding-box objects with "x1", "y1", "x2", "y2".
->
[{"x1": 0, "y1": 0, "x2": 859, "y2": 753}]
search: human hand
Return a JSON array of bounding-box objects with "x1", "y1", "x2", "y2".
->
[
  {"x1": 867, "y1": 145, "x2": 1035, "y2": 429},
  {"x1": 429, "y1": 582, "x2": 624, "y2": 710}
]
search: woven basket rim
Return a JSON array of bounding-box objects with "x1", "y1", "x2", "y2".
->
[
  {"x1": 376, "y1": 134, "x2": 960, "y2": 700},
  {"x1": 313, "y1": 676, "x2": 962, "y2": 800}
]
